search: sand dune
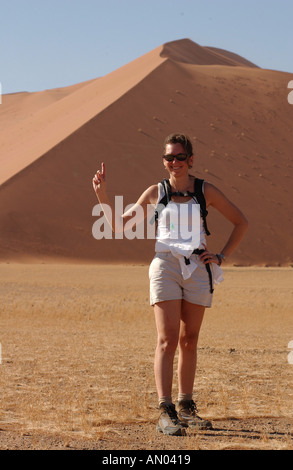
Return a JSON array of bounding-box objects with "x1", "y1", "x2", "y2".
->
[
  {"x1": 0, "y1": 38, "x2": 292, "y2": 265},
  {"x1": 205, "y1": 46, "x2": 259, "y2": 68},
  {"x1": 160, "y1": 38, "x2": 258, "y2": 67},
  {"x1": 0, "y1": 46, "x2": 166, "y2": 185}
]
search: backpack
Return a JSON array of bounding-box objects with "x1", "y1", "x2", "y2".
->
[{"x1": 150, "y1": 177, "x2": 210, "y2": 236}]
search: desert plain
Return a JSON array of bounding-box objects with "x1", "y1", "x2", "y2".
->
[{"x1": 0, "y1": 263, "x2": 292, "y2": 450}]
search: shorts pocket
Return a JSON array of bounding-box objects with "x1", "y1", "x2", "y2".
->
[{"x1": 148, "y1": 254, "x2": 167, "y2": 280}]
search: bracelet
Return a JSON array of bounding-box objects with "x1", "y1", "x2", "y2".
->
[{"x1": 216, "y1": 253, "x2": 226, "y2": 266}]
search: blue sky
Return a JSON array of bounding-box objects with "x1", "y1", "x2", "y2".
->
[{"x1": 1, "y1": 0, "x2": 293, "y2": 94}]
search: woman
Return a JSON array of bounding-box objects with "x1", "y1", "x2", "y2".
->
[{"x1": 93, "y1": 133, "x2": 248, "y2": 436}]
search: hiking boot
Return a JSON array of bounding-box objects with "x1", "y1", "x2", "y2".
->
[
  {"x1": 177, "y1": 399, "x2": 212, "y2": 430},
  {"x1": 156, "y1": 403, "x2": 187, "y2": 436}
]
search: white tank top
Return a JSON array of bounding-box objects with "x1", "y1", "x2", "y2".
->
[{"x1": 155, "y1": 182, "x2": 207, "y2": 253}]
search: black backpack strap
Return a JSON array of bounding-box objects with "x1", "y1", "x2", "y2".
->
[
  {"x1": 193, "y1": 178, "x2": 210, "y2": 236},
  {"x1": 149, "y1": 179, "x2": 172, "y2": 225},
  {"x1": 161, "y1": 178, "x2": 172, "y2": 205}
]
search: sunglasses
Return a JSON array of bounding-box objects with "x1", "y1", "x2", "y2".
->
[{"x1": 163, "y1": 153, "x2": 189, "y2": 162}]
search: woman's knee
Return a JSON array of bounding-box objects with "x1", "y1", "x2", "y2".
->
[
  {"x1": 156, "y1": 333, "x2": 178, "y2": 354},
  {"x1": 179, "y1": 332, "x2": 199, "y2": 352}
]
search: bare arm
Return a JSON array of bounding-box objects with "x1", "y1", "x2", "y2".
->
[
  {"x1": 92, "y1": 162, "x2": 158, "y2": 233},
  {"x1": 200, "y1": 182, "x2": 249, "y2": 265}
]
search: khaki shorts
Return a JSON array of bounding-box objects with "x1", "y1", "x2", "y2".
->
[{"x1": 149, "y1": 252, "x2": 213, "y2": 308}]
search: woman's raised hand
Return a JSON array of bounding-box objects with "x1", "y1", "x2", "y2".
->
[{"x1": 92, "y1": 162, "x2": 106, "y2": 197}]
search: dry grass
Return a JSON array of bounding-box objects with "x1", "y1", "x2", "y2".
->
[{"x1": 0, "y1": 264, "x2": 292, "y2": 450}]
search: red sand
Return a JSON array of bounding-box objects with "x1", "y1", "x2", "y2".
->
[{"x1": 0, "y1": 39, "x2": 292, "y2": 266}]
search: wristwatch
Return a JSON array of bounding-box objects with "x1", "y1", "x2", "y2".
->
[{"x1": 216, "y1": 253, "x2": 226, "y2": 266}]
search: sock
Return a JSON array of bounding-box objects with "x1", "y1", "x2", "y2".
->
[
  {"x1": 178, "y1": 393, "x2": 193, "y2": 403},
  {"x1": 158, "y1": 396, "x2": 173, "y2": 407}
]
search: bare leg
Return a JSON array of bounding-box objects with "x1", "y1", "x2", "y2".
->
[
  {"x1": 178, "y1": 301, "x2": 205, "y2": 395},
  {"x1": 153, "y1": 300, "x2": 182, "y2": 399}
]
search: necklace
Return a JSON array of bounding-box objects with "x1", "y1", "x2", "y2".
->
[{"x1": 170, "y1": 176, "x2": 193, "y2": 195}]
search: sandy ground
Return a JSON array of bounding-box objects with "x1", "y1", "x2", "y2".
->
[{"x1": 0, "y1": 264, "x2": 292, "y2": 451}]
